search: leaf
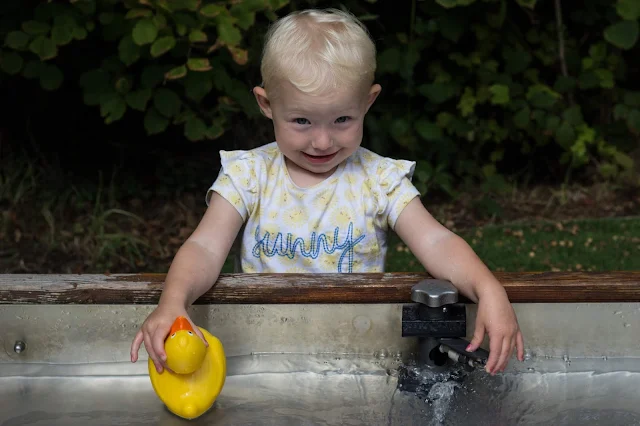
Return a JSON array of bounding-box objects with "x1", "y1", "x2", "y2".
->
[
  {"x1": 513, "y1": 107, "x2": 530, "y2": 129},
  {"x1": 189, "y1": 30, "x2": 208, "y2": 43},
  {"x1": 217, "y1": 19, "x2": 242, "y2": 45},
  {"x1": 100, "y1": 94, "x2": 127, "y2": 124},
  {"x1": 489, "y1": 84, "x2": 510, "y2": 105},
  {"x1": 415, "y1": 119, "x2": 443, "y2": 141},
  {"x1": 595, "y1": 68, "x2": 615, "y2": 88},
  {"x1": 562, "y1": 106, "x2": 584, "y2": 126},
  {"x1": 418, "y1": 83, "x2": 458, "y2": 104},
  {"x1": 118, "y1": 35, "x2": 141, "y2": 66},
  {"x1": 228, "y1": 46, "x2": 248, "y2": 65},
  {"x1": 438, "y1": 14, "x2": 465, "y2": 42},
  {"x1": 125, "y1": 88, "x2": 152, "y2": 111},
  {"x1": 545, "y1": 116, "x2": 561, "y2": 132},
  {"x1": 1, "y1": 51, "x2": 23, "y2": 75},
  {"x1": 144, "y1": 107, "x2": 169, "y2": 134},
  {"x1": 132, "y1": 18, "x2": 158, "y2": 45},
  {"x1": 555, "y1": 121, "x2": 575, "y2": 147},
  {"x1": 435, "y1": 0, "x2": 476, "y2": 8},
  {"x1": 125, "y1": 9, "x2": 154, "y2": 19},
  {"x1": 28, "y1": 36, "x2": 57, "y2": 60},
  {"x1": 553, "y1": 75, "x2": 576, "y2": 93},
  {"x1": 73, "y1": 27, "x2": 88, "y2": 40},
  {"x1": 165, "y1": 65, "x2": 187, "y2": 80},
  {"x1": 613, "y1": 150, "x2": 634, "y2": 170},
  {"x1": 627, "y1": 109, "x2": 640, "y2": 132},
  {"x1": 230, "y1": 4, "x2": 256, "y2": 30},
  {"x1": 153, "y1": 88, "x2": 182, "y2": 117},
  {"x1": 206, "y1": 122, "x2": 225, "y2": 139},
  {"x1": 200, "y1": 4, "x2": 226, "y2": 17},
  {"x1": 184, "y1": 71, "x2": 213, "y2": 101},
  {"x1": 22, "y1": 20, "x2": 50, "y2": 35},
  {"x1": 503, "y1": 47, "x2": 531, "y2": 74},
  {"x1": 377, "y1": 48, "x2": 401, "y2": 74},
  {"x1": 614, "y1": 103, "x2": 629, "y2": 120},
  {"x1": 515, "y1": 0, "x2": 537, "y2": 9},
  {"x1": 150, "y1": 36, "x2": 176, "y2": 57},
  {"x1": 185, "y1": 116, "x2": 207, "y2": 141},
  {"x1": 166, "y1": 0, "x2": 200, "y2": 12},
  {"x1": 39, "y1": 63, "x2": 63, "y2": 91},
  {"x1": 5, "y1": 31, "x2": 30, "y2": 50},
  {"x1": 616, "y1": 0, "x2": 640, "y2": 20},
  {"x1": 187, "y1": 58, "x2": 212, "y2": 71},
  {"x1": 604, "y1": 19, "x2": 639, "y2": 50},
  {"x1": 51, "y1": 14, "x2": 76, "y2": 46}
]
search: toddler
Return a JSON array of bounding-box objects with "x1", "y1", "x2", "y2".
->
[{"x1": 130, "y1": 8, "x2": 524, "y2": 376}]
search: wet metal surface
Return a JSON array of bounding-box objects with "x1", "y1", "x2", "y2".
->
[{"x1": 2, "y1": 355, "x2": 640, "y2": 425}]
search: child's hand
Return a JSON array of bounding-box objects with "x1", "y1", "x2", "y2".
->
[
  {"x1": 129, "y1": 305, "x2": 208, "y2": 373},
  {"x1": 465, "y1": 287, "x2": 524, "y2": 375}
]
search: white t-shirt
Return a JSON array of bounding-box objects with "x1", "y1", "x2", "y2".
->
[{"x1": 207, "y1": 142, "x2": 420, "y2": 273}]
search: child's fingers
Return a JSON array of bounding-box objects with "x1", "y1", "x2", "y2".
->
[
  {"x1": 485, "y1": 334, "x2": 502, "y2": 375},
  {"x1": 466, "y1": 322, "x2": 485, "y2": 352},
  {"x1": 516, "y1": 331, "x2": 525, "y2": 361},
  {"x1": 144, "y1": 332, "x2": 163, "y2": 373},
  {"x1": 152, "y1": 325, "x2": 168, "y2": 363},
  {"x1": 188, "y1": 318, "x2": 209, "y2": 347},
  {"x1": 130, "y1": 329, "x2": 144, "y2": 362},
  {"x1": 494, "y1": 338, "x2": 511, "y2": 374}
]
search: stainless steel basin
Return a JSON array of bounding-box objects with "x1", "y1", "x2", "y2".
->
[{"x1": 2, "y1": 280, "x2": 640, "y2": 425}]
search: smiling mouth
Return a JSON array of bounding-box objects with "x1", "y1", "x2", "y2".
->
[{"x1": 303, "y1": 151, "x2": 338, "y2": 164}]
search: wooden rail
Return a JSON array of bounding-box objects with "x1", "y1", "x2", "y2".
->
[{"x1": 1, "y1": 272, "x2": 640, "y2": 304}]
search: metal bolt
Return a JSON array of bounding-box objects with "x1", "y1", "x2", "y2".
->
[{"x1": 14, "y1": 341, "x2": 26, "y2": 354}]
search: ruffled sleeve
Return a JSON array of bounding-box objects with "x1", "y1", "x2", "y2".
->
[
  {"x1": 206, "y1": 150, "x2": 259, "y2": 221},
  {"x1": 376, "y1": 158, "x2": 421, "y2": 229}
]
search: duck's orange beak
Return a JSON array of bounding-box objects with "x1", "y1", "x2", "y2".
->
[{"x1": 169, "y1": 316, "x2": 195, "y2": 335}]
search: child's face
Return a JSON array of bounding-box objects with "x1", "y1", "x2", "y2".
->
[{"x1": 254, "y1": 80, "x2": 381, "y2": 179}]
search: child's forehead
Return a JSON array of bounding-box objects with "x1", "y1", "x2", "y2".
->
[{"x1": 275, "y1": 90, "x2": 364, "y2": 115}]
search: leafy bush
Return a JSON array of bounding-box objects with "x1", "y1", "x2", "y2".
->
[{"x1": 0, "y1": 0, "x2": 638, "y2": 197}]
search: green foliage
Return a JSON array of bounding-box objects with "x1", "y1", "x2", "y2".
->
[
  {"x1": 362, "y1": 0, "x2": 639, "y2": 192},
  {"x1": 0, "y1": 0, "x2": 287, "y2": 142},
  {"x1": 0, "y1": 0, "x2": 638, "y2": 195}
]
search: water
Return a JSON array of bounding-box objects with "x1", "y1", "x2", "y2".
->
[{"x1": 1, "y1": 354, "x2": 640, "y2": 425}]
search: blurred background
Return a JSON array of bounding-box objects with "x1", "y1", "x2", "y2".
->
[{"x1": 1, "y1": 0, "x2": 638, "y2": 274}]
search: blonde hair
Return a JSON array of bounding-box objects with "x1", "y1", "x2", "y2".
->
[{"x1": 260, "y1": 8, "x2": 377, "y2": 96}]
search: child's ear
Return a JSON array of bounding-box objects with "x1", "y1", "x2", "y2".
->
[
  {"x1": 365, "y1": 84, "x2": 382, "y2": 113},
  {"x1": 253, "y1": 86, "x2": 273, "y2": 119}
]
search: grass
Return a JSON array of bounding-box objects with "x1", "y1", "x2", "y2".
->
[
  {"x1": 2, "y1": 153, "x2": 639, "y2": 274},
  {"x1": 385, "y1": 217, "x2": 640, "y2": 272}
]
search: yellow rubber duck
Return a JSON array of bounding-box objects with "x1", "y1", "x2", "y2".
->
[{"x1": 148, "y1": 316, "x2": 226, "y2": 420}]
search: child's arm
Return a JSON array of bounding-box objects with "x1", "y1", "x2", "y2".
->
[
  {"x1": 394, "y1": 197, "x2": 524, "y2": 375},
  {"x1": 130, "y1": 192, "x2": 244, "y2": 372}
]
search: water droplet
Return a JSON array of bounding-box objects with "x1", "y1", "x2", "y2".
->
[
  {"x1": 615, "y1": 311, "x2": 622, "y2": 315},
  {"x1": 527, "y1": 367, "x2": 535, "y2": 372},
  {"x1": 602, "y1": 356, "x2": 608, "y2": 361},
  {"x1": 563, "y1": 355, "x2": 570, "y2": 362},
  {"x1": 624, "y1": 323, "x2": 631, "y2": 328}
]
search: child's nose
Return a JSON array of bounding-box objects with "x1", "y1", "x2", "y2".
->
[{"x1": 311, "y1": 130, "x2": 333, "y2": 151}]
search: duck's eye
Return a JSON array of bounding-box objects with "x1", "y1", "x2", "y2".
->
[
  {"x1": 170, "y1": 333, "x2": 176, "y2": 338},
  {"x1": 187, "y1": 331, "x2": 193, "y2": 336}
]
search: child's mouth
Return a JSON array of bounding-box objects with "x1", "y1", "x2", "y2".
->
[{"x1": 303, "y1": 151, "x2": 338, "y2": 164}]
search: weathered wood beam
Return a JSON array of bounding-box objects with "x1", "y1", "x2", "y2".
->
[{"x1": 1, "y1": 272, "x2": 639, "y2": 304}]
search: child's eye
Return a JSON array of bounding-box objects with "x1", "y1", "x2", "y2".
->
[
  {"x1": 335, "y1": 116, "x2": 350, "y2": 123},
  {"x1": 294, "y1": 118, "x2": 310, "y2": 125}
]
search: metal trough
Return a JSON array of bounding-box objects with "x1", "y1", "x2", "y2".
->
[{"x1": 1, "y1": 272, "x2": 640, "y2": 425}]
